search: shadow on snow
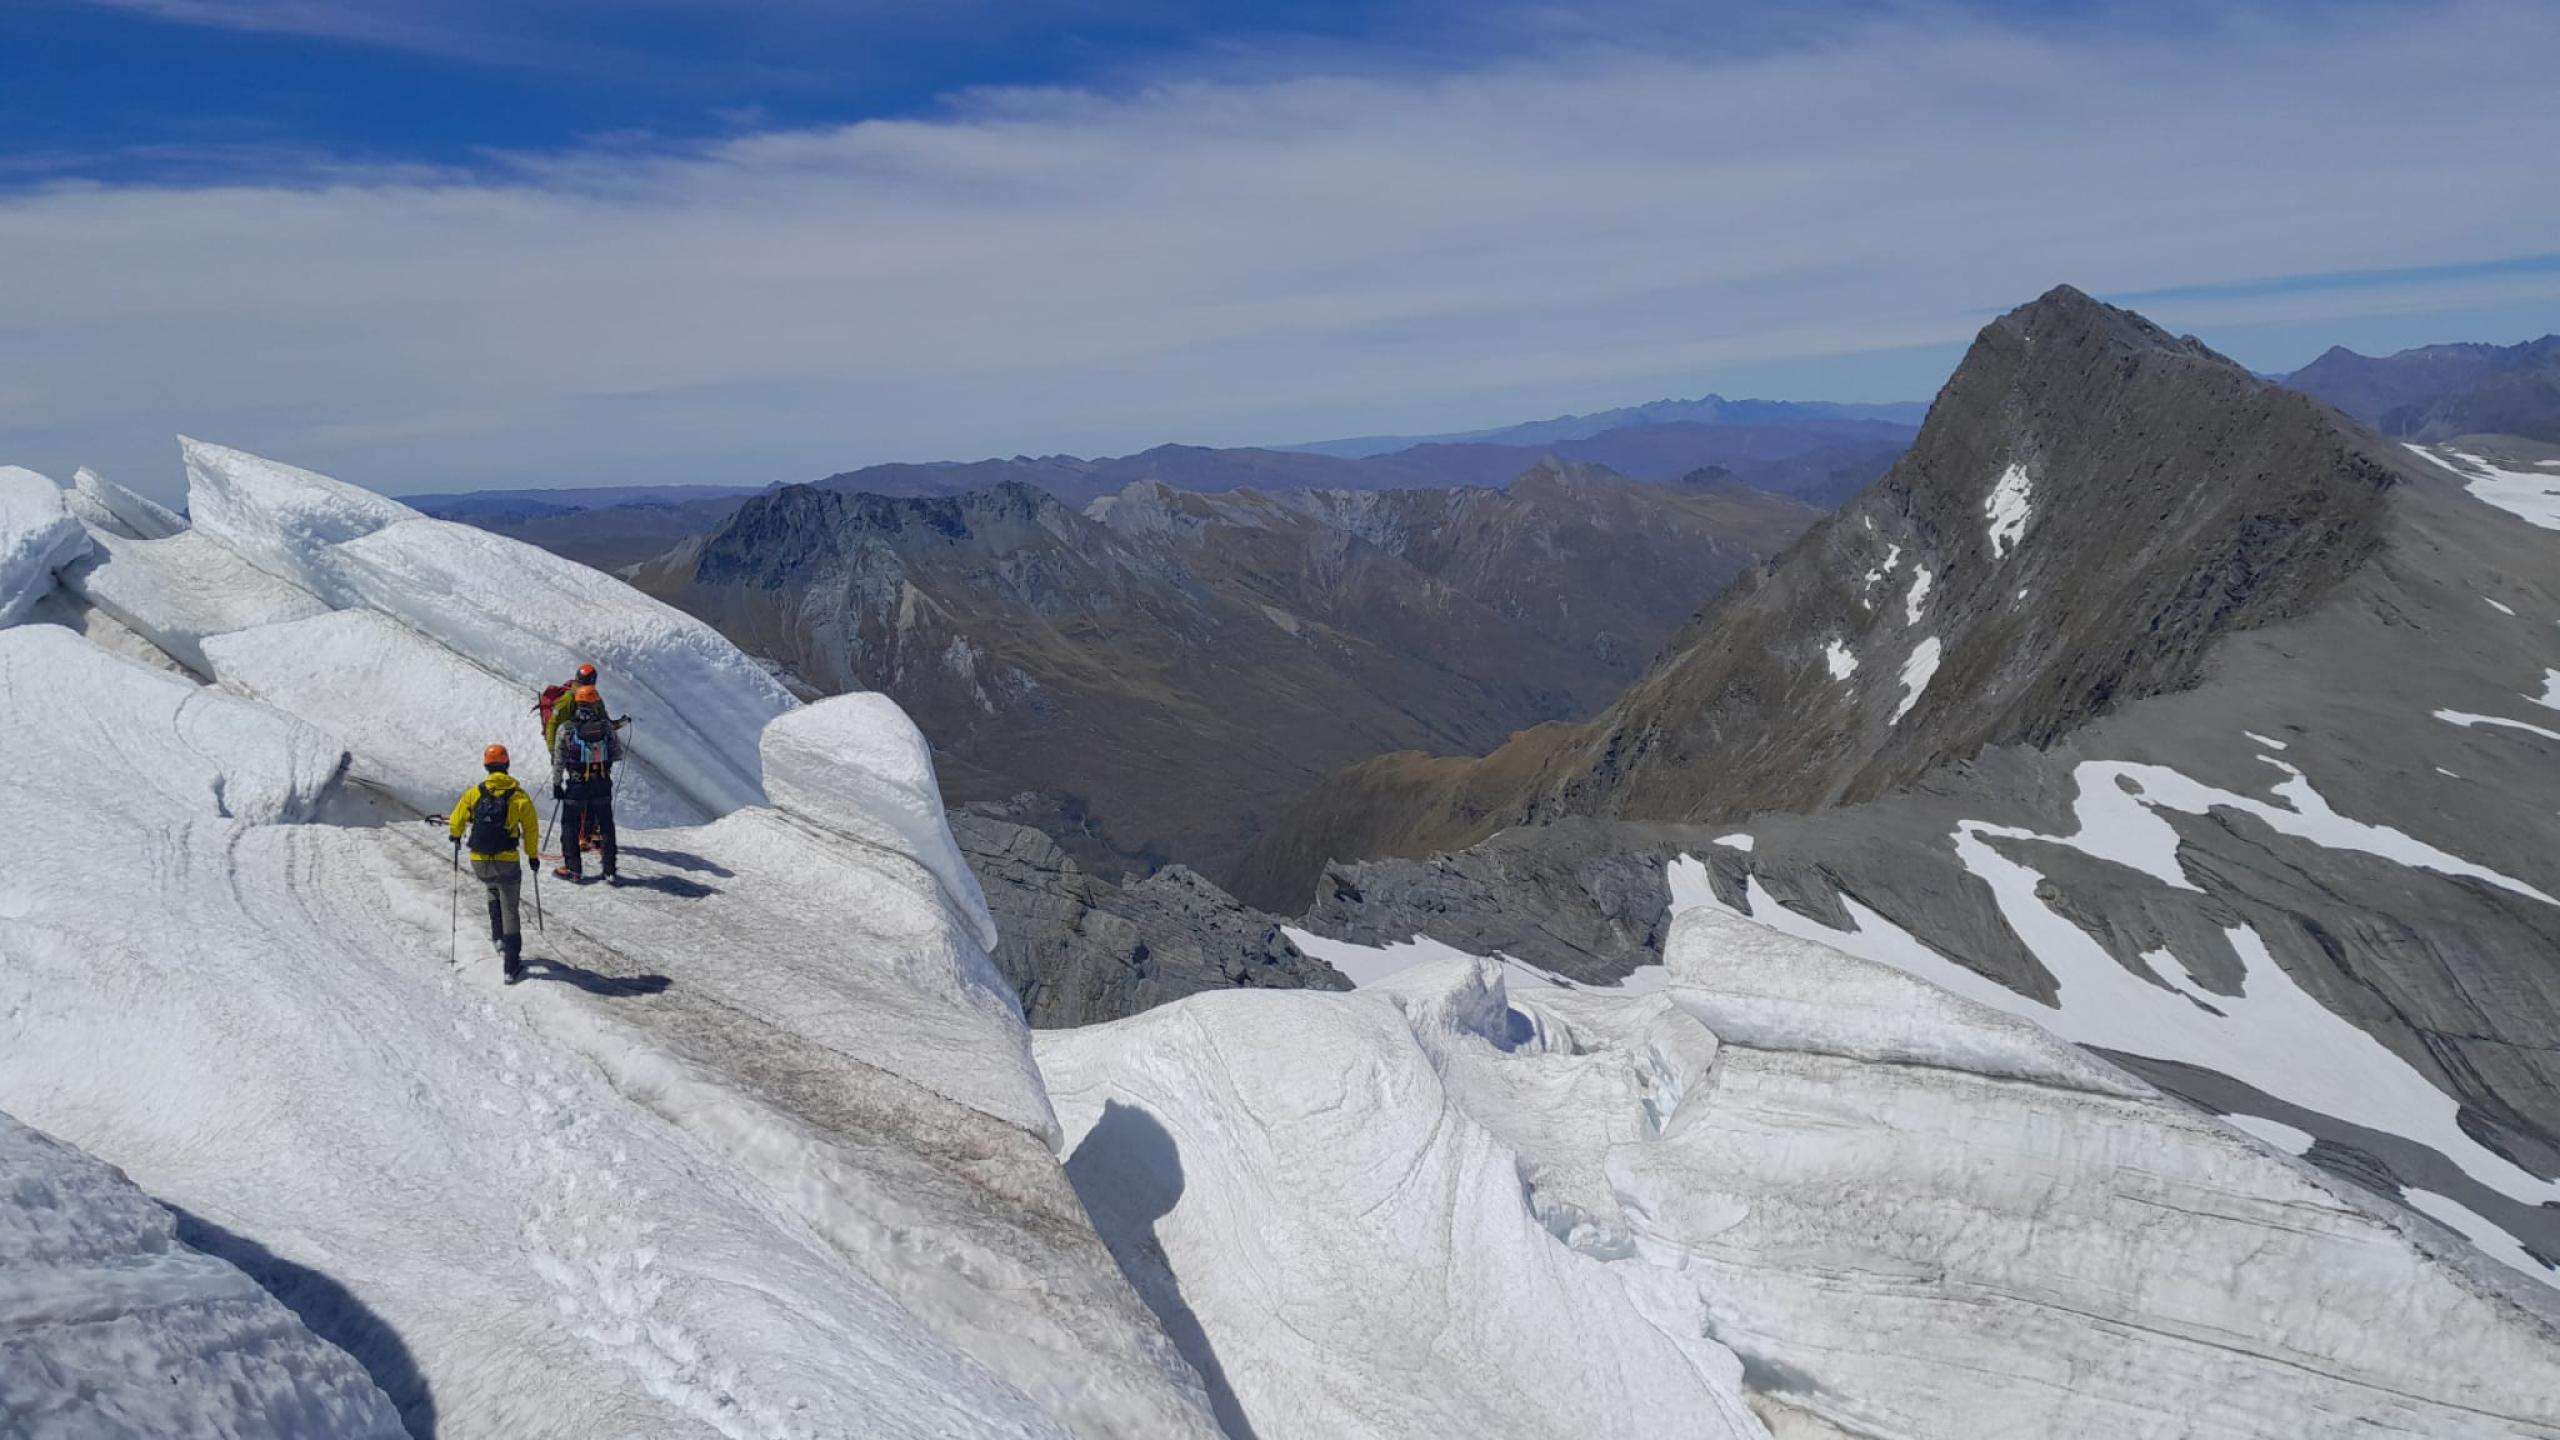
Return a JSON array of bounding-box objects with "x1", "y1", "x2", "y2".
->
[
  {"x1": 167, "y1": 1205, "x2": 438, "y2": 1439},
  {"x1": 1064, "y1": 1101, "x2": 1260, "y2": 1440}
]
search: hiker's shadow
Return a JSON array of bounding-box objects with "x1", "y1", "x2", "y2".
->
[
  {"x1": 617, "y1": 846, "x2": 735, "y2": 878},
  {"x1": 1065, "y1": 1101, "x2": 1260, "y2": 1440},
  {"x1": 605, "y1": 873, "x2": 718, "y2": 899},
  {"x1": 521, "y1": 958, "x2": 671, "y2": 998}
]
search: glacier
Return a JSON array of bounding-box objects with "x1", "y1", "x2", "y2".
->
[
  {"x1": 1045, "y1": 906, "x2": 2560, "y2": 1440},
  {"x1": 2, "y1": 443, "x2": 1219, "y2": 1438},
  {"x1": 6, "y1": 437, "x2": 2558, "y2": 1437}
]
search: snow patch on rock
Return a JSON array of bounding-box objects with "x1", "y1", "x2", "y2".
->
[
  {"x1": 1902, "y1": 565, "x2": 1933, "y2": 625},
  {"x1": 2438, "y1": 708, "x2": 2560, "y2": 743},
  {"x1": 1891, "y1": 635, "x2": 1940, "y2": 723},
  {"x1": 1984, "y1": 462, "x2": 2033, "y2": 557},
  {"x1": 2447, "y1": 449, "x2": 2560, "y2": 530},
  {"x1": 1822, "y1": 637, "x2": 1856, "y2": 681}
]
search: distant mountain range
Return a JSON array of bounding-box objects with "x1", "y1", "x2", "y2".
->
[
  {"x1": 407, "y1": 388, "x2": 1919, "y2": 567},
  {"x1": 633, "y1": 461, "x2": 1817, "y2": 885},
  {"x1": 2284, "y1": 334, "x2": 2560, "y2": 442},
  {"x1": 1282, "y1": 393, "x2": 1929, "y2": 458}
]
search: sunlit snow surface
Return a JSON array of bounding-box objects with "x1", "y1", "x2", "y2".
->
[
  {"x1": 1048, "y1": 905, "x2": 2560, "y2": 1440},
  {"x1": 1902, "y1": 564, "x2": 1933, "y2": 625},
  {"x1": 0, "y1": 465, "x2": 92, "y2": 626},
  {"x1": 0, "y1": 448, "x2": 1221, "y2": 1439},
  {"x1": 1984, "y1": 461, "x2": 2033, "y2": 556}
]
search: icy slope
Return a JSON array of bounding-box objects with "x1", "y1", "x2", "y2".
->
[
  {"x1": 0, "y1": 466, "x2": 91, "y2": 626},
  {"x1": 1040, "y1": 899, "x2": 2560, "y2": 1440},
  {"x1": 65, "y1": 465, "x2": 186, "y2": 541},
  {"x1": 170, "y1": 437, "x2": 792, "y2": 818},
  {"x1": 203, "y1": 607, "x2": 706, "y2": 828},
  {"x1": 65, "y1": 526, "x2": 333, "y2": 676},
  {"x1": 1039, "y1": 970, "x2": 1766, "y2": 1440},
  {"x1": 0, "y1": 1111, "x2": 407, "y2": 1440},
  {"x1": 2, "y1": 446, "x2": 1222, "y2": 1438}
]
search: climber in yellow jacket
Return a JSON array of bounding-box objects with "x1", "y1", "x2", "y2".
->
[{"x1": 448, "y1": 743, "x2": 542, "y2": 983}]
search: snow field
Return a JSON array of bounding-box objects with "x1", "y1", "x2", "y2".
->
[
  {"x1": 1624, "y1": 906, "x2": 2560, "y2": 1439},
  {"x1": 2404, "y1": 443, "x2": 2560, "y2": 530},
  {"x1": 1048, "y1": 897, "x2": 2560, "y2": 1440},
  {"x1": 1037, "y1": 976, "x2": 1768, "y2": 1440}
]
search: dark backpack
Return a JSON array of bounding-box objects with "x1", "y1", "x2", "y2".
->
[
  {"x1": 465, "y1": 785, "x2": 514, "y2": 853},
  {"x1": 565, "y1": 708, "x2": 616, "y2": 772}
]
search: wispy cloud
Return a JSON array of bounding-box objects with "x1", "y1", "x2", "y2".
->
[{"x1": 9, "y1": 0, "x2": 2559, "y2": 497}]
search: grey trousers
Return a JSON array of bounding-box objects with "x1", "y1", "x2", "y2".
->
[{"x1": 470, "y1": 858, "x2": 523, "y2": 940}]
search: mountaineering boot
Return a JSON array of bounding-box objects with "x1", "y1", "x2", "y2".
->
[
  {"x1": 554, "y1": 864, "x2": 581, "y2": 883},
  {"x1": 502, "y1": 935, "x2": 523, "y2": 984}
]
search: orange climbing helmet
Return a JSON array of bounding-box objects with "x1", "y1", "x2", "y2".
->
[
  {"x1": 483, "y1": 743, "x2": 511, "y2": 769},
  {"x1": 576, "y1": 663, "x2": 597, "y2": 682},
  {"x1": 574, "y1": 685, "x2": 601, "y2": 705}
]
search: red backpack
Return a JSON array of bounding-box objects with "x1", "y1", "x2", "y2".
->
[{"x1": 534, "y1": 683, "x2": 569, "y2": 723}]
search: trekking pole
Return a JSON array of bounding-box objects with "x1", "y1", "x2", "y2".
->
[
  {"x1": 449, "y1": 838, "x2": 461, "y2": 966},
  {"x1": 530, "y1": 858, "x2": 546, "y2": 934}
]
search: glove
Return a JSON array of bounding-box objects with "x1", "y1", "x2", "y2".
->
[{"x1": 527, "y1": 853, "x2": 541, "y2": 873}]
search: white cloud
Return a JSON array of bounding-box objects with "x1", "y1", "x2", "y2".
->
[{"x1": 10, "y1": 0, "x2": 2560, "y2": 497}]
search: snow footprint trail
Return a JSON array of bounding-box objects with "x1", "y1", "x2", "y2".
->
[
  {"x1": 277, "y1": 827, "x2": 1037, "y2": 1439},
  {"x1": 389, "y1": 817, "x2": 1221, "y2": 1440}
]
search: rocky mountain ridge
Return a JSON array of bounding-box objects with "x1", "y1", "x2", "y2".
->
[
  {"x1": 642, "y1": 461, "x2": 1815, "y2": 885},
  {"x1": 1241, "y1": 286, "x2": 2398, "y2": 904},
  {"x1": 2286, "y1": 333, "x2": 2560, "y2": 443},
  {"x1": 1234, "y1": 289, "x2": 2560, "y2": 1280}
]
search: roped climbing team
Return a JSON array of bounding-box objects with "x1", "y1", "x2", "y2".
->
[{"x1": 446, "y1": 662, "x2": 626, "y2": 984}]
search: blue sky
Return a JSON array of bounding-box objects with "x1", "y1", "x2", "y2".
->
[{"x1": 5, "y1": 0, "x2": 2559, "y2": 498}]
